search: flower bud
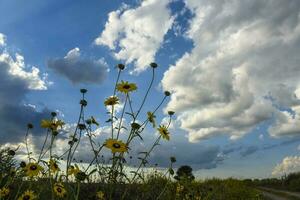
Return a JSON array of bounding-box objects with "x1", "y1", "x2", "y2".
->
[
  {"x1": 27, "y1": 123, "x2": 33, "y2": 129},
  {"x1": 80, "y1": 99, "x2": 87, "y2": 106},
  {"x1": 150, "y1": 62, "x2": 158, "y2": 68},
  {"x1": 164, "y1": 91, "x2": 171, "y2": 96},
  {"x1": 168, "y1": 111, "x2": 175, "y2": 116},
  {"x1": 117, "y1": 63, "x2": 125, "y2": 70},
  {"x1": 80, "y1": 89, "x2": 87, "y2": 94}
]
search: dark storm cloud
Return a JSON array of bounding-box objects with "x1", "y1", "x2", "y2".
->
[
  {"x1": 146, "y1": 142, "x2": 223, "y2": 170},
  {"x1": 48, "y1": 48, "x2": 108, "y2": 84},
  {"x1": 0, "y1": 60, "x2": 51, "y2": 144},
  {"x1": 240, "y1": 146, "x2": 259, "y2": 157}
]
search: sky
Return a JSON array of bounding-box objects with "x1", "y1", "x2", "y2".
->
[{"x1": 1, "y1": 0, "x2": 300, "y2": 179}]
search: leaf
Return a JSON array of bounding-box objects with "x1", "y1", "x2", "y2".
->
[
  {"x1": 134, "y1": 132, "x2": 143, "y2": 141},
  {"x1": 125, "y1": 112, "x2": 135, "y2": 118},
  {"x1": 105, "y1": 119, "x2": 112, "y2": 123},
  {"x1": 88, "y1": 169, "x2": 97, "y2": 176}
]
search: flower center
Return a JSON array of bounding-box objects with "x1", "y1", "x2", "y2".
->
[
  {"x1": 123, "y1": 85, "x2": 131, "y2": 89},
  {"x1": 112, "y1": 143, "x2": 121, "y2": 148},
  {"x1": 30, "y1": 165, "x2": 37, "y2": 170},
  {"x1": 23, "y1": 195, "x2": 30, "y2": 200},
  {"x1": 57, "y1": 187, "x2": 62, "y2": 193}
]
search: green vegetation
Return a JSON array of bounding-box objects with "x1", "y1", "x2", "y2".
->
[{"x1": 0, "y1": 63, "x2": 265, "y2": 199}]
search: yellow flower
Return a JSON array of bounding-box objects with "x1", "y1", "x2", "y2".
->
[
  {"x1": 116, "y1": 81, "x2": 137, "y2": 94},
  {"x1": 147, "y1": 112, "x2": 156, "y2": 128},
  {"x1": 176, "y1": 184, "x2": 184, "y2": 196},
  {"x1": 104, "y1": 96, "x2": 119, "y2": 106},
  {"x1": 53, "y1": 183, "x2": 67, "y2": 198},
  {"x1": 41, "y1": 119, "x2": 64, "y2": 131},
  {"x1": 96, "y1": 191, "x2": 105, "y2": 200},
  {"x1": 18, "y1": 190, "x2": 37, "y2": 200},
  {"x1": 67, "y1": 165, "x2": 80, "y2": 176},
  {"x1": 157, "y1": 125, "x2": 170, "y2": 140},
  {"x1": 195, "y1": 195, "x2": 201, "y2": 200},
  {"x1": 24, "y1": 162, "x2": 43, "y2": 177},
  {"x1": 0, "y1": 187, "x2": 9, "y2": 197},
  {"x1": 104, "y1": 139, "x2": 128, "y2": 153},
  {"x1": 49, "y1": 159, "x2": 60, "y2": 173},
  {"x1": 41, "y1": 119, "x2": 52, "y2": 128}
]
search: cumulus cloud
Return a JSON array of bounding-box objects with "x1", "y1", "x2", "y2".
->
[
  {"x1": 48, "y1": 48, "x2": 108, "y2": 84},
  {"x1": 0, "y1": 33, "x2": 50, "y2": 143},
  {"x1": 95, "y1": 0, "x2": 174, "y2": 72},
  {"x1": 162, "y1": 0, "x2": 300, "y2": 142},
  {"x1": 272, "y1": 156, "x2": 300, "y2": 176}
]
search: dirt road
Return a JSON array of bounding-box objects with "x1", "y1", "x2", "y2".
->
[{"x1": 258, "y1": 187, "x2": 300, "y2": 200}]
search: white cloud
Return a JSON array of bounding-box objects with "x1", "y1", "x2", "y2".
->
[
  {"x1": 161, "y1": 0, "x2": 300, "y2": 142},
  {"x1": 272, "y1": 156, "x2": 300, "y2": 176},
  {"x1": 0, "y1": 33, "x2": 6, "y2": 47},
  {"x1": 95, "y1": 0, "x2": 174, "y2": 73},
  {"x1": 0, "y1": 52, "x2": 47, "y2": 90}
]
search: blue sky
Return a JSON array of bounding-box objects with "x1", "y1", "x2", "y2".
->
[{"x1": 1, "y1": 0, "x2": 300, "y2": 178}]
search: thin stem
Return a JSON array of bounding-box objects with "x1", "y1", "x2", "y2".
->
[
  {"x1": 24, "y1": 128, "x2": 31, "y2": 162},
  {"x1": 135, "y1": 67, "x2": 155, "y2": 118},
  {"x1": 37, "y1": 129, "x2": 50, "y2": 163},
  {"x1": 116, "y1": 95, "x2": 128, "y2": 139},
  {"x1": 111, "y1": 69, "x2": 122, "y2": 139}
]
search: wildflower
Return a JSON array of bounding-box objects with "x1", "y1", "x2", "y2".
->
[
  {"x1": 24, "y1": 162, "x2": 43, "y2": 177},
  {"x1": 80, "y1": 99, "x2": 88, "y2": 106},
  {"x1": 104, "y1": 139, "x2": 128, "y2": 153},
  {"x1": 10, "y1": 168, "x2": 16, "y2": 176},
  {"x1": 168, "y1": 111, "x2": 175, "y2": 116},
  {"x1": 18, "y1": 190, "x2": 37, "y2": 200},
  {"x1": 41, "y1": 119, "x2": 52, "y2": 129},
  {"x1": 27, "y1": 123, "x2": 33, "y2": 129},
  {"x1": 78, "y1": 123, "x2": 86, "y2": 130},
  {"x1": 49, "y1": 159, "x2": 60, "y2": 173},
  {"x1": 150, "y1": 62, "x2": 158, "y2": 68},
  {"x1": 117, "y1": 63, "x2": 125, "y2": 70},
  {"x1": 157, "y1": 125, "x2": 170, "y2": 140},
  {"x1": 75, "y1": 171, "x2": 87, "y2": 181},
  {"x1": 170, "y1": 156, "x2": 176, "y2": 163},
  {"x1": 164, "y1": 91, "x2": 171, "y2": 96},
  {"x1": 195, "y1": 195, "x2": 201, "y2": 200},
  {"x1": 8, "y1": 149, "x2": 15, "y2": 156},
  {"x1": 80, "y1": 88, "x2": 87, "y2": 94},
  {"x1": 67, "y1": 165, "x2": 80, "y2": 176},
  {"x1": 52, "y1": 120, "x2": 65, "y2": 131},
  {"x1": 53, "y1": 183, "x2": 66, "y2": 198},
  {"x1": 176, "y1": 184, "x2": 184, "y2": 196},
  {"x1": 131, "y1": 122, "x2": 141, "y2": 130},
  {"x1": 51, "y1": 112, "x2": 57, "y2": 117},
  {"x1": 116, "y1": 81, "x2": 137, "y2": 94},
  {"x1": 41, "y1": 119, "x2": 64, "y2": 131},
  {"x1": 104, "y1": 96, "x2": 119, "y2": 106},
  {"x1": 20, "y1": 161, "x2": 26, "y2": 168},
  {"x1": 96, "y1": 191, "x2": 105, "y2": 200},
  {"x1": 52, "y1": 131, "x2": 59, "y2": 136},
  {"x1": 0, "y1": 187, "x2": 9, "y2": 198},
  {"x1": 147, "y1": 112, "x2": 156, "y2": 128}
]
